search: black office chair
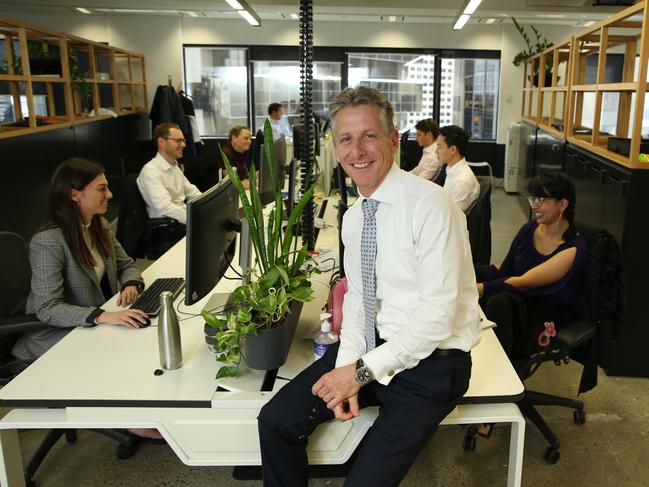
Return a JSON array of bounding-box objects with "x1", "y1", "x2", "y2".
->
[
  {"x1": 464, "y1": 223, "x2": 624, "y2": 464},
  {"x1": 399, "y1": 129, "x2": 410, "y2": 170},
  {"x1": 0, "y1": 231, "x2": 138, "y2": 486},
  {"x1": 116, "y1": 173, "x2": 183, "y2": 260},
  {"x1": 466, "y1": 176, "x2": 492, "y2": 265}
]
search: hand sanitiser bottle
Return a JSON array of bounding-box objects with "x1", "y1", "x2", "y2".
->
[{"x1": 314, "y1": 312, "x2": 338, "y2": 361}]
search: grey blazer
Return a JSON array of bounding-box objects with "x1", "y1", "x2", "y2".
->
[{"x1": 12, "y1": 221, "x2": 143, "y2": 361}]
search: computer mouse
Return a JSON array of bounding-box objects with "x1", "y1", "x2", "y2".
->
[{"x1": 138, "y1": 317, "x2": 152, "y2": 328}]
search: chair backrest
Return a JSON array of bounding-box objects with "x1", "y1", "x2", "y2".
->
[
  {"x1": 0, "y1": 232, "x2": 30, "y2": 318},
  {"x1": 399, "y1": 130, "x2": 410, "y2": 169},
  {"x1": 571, "y1": 222, "x2": 624, "y2": 371},
  {"x1": 0, "y1": 231, "x2": 31, "y2": 369},
  {"x1": 467, "y1": 161, "x2": 494, "y2": 188},
  {"x1": 465, "y1": 176, "x2": 492, "y2": 265},
  {"x1": 116, "y1": 173, "x2": 149, "y2": 259}
]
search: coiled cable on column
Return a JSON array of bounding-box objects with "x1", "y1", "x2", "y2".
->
[{"x1": 298, "y1": 0, "x2": 316, "y2": 250}]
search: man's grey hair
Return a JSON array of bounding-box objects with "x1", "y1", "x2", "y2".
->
[{"x1": 328, "y1": 86, "x2": 395, "y2": 138}]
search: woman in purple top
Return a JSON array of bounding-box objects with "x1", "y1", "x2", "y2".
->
[{"x1": 476, "y1": 172, "x2": 587, "y2": 357}]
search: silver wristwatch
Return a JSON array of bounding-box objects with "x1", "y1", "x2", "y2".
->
[{"x1": 354, "y1": 358, "x2": 374, "y2": 385}]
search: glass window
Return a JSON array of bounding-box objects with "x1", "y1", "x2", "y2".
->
[
  {"x1": 347, "y1": 52, "x2": 436, "y2": 131},
  {"x1": 441, "y1": 58, "x2": 500, "y2": 140},
  {"x1": 252, "y1": 60, "x2": 342, "y2": 133},
  {"x1": 183, "y1": 47, "x2": 249, "y2": 137}
]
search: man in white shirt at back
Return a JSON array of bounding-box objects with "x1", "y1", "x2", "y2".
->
[
  {"x1": 409, "y1": 118, "x2": 443, "y2": 182},
  {"x1": 137, "y1": 123, "x2": 202, "y2": 225},
  {"x1": 436, "y1": 125, "x2": 480, "y2": 213},
  {"x1": 267, "y1": 102, "x2": 292, "y2": 140}
]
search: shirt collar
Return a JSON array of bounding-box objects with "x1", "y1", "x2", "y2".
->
[
  {"x1": 358, "y1": 163, "x2": 400, "y2": 206},
  {"x1": 154, "y1": 152, "x2": 176, "y2": 171},
  {"x1": 445, "y1": 157, "x2": 467, "y2": 174},
  {"x1": 423, "y1": 142, "x2": 437, "y2": 155}
]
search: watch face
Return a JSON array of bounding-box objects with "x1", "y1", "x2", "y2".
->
[{"x1": 356, "y1": 366, "x2": 372, "y2": 384}]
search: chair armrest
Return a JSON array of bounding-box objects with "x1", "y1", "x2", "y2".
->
[
  {"x1": 555, "y1": 321, "x2": 596, "y2": 350},
  {"x1": 148, "y1": 217, "x2": 181, "y2": 230},
  {"x1": 0, "y1": 313, "x2": 46, "y2": 336}
]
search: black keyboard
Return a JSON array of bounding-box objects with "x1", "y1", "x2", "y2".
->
[{"x1": 130, "y1": 277, "x2": 185, "y2": 316}]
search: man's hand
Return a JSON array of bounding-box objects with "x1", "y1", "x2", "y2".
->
[
  {"x1": 333, "y1": 394, "x2": 360, "y2": 421},
  {"x1": 312, "y1": 363, "x2": 360, "y2": 410}
]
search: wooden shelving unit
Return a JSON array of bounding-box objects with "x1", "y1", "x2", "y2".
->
[
  {"x1": 521, "y1": 0, "x2": 649, "y2": 168},
  {"x1": 522, "y1": 37, "x2": 574, "y2": 140},
  {"x1": 0, "y1": 16, "x2": 147, "y2": 139}
]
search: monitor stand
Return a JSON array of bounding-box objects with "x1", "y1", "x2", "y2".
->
[{"x1": 202, "y1": 292, "x2": 234, "y2": 318}]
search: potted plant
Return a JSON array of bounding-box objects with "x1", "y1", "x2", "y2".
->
[
  {"x1": 202, "y1": 119, "x2": 318, "y2": 378},
  {"x1": 512, "y1": 17, "x2": 554, "y2": 87}
]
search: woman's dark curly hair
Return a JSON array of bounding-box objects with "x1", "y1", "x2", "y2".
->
[{"x1": 528, "y1": 171, "x2": 576, "y2": 238}]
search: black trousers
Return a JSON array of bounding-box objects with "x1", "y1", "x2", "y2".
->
[{"x1": 257, "y1": 342, "x2": 472, "y2": 487}]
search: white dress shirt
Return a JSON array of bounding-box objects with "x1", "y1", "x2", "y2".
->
[
  {"x1": 136, "y1": 153, "x2": 202, "y2": 224},
  {"x1": 443, "y1": 157, "x2": 480, "y2": 213},
  {"x1": 410, "y1": 142, "x2": 442, "y2": 181},
  {"x1": 268, "y1": 116, "x2": 292, "y2": 140},
  {"x1": 336, "y1": 165, "x2": 481, "y2": 385}
]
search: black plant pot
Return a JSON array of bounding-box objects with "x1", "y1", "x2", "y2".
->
[
  {"x1": 244, "y1": 300, "x2": 304, "y2": 370},
  {"x1": 529, "y1": 72, "x2": 558, "y2": 87},
  {"x1": 30, "y1": 59, "x2": 62, "y2": 76}
]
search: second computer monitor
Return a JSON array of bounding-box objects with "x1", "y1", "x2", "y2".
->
[
  {"x1": 258, "y1": 135, "x2": 287, "y2": 206},
  {"x1": 185, "y1": 177, "x2": 239, "y2": 306}
]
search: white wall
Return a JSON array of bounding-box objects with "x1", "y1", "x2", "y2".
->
[{"x1": 2, "y1": 11, "x2": 581, "y2": 143}]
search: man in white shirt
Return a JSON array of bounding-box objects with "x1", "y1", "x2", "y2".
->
[
  {"x1": 436, "y1": 125, "x2": 481, "y2": 213},
  {"x1": 267, "y1": 102, "x2": 292, "y2": 140},
  {"x1": 258, "y1": 87, "x2": 481, "y2": 486},
  {"x1": 137, "y1": 123, "x2": 202, "y2": 225},
  {"x1": 409, "y1": 118, "x2": 443, "y2": 182}
]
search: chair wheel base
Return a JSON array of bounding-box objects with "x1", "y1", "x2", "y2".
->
[
  {"x1": 573, "y1": 408, "x2": 586, "y2": 424},
  {"x1": 116, "y1": 442, "x2": 138, "y2": 460},
  {"x1": 544, "y1": 446, "x2": 560, "y2": 464}
]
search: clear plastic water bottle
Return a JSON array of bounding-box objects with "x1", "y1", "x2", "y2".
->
[{"x1": 314, "y1": 312, "x2": 338, "y2": 361}]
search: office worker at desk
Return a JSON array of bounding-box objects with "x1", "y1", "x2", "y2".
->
[
  {"x1": 475, "y1": 172, "x2": 587, "y2": 358},
  {"x1": 216, "y1": 124, "x2": 253, "y2": 188},
  {"x1": 137, "y1": 122, "x2": 202, "y2": 225},
  {"x1": 435, "y1": 125, "x2": 480, "y2": 213},
  {"x1": 12, "y1": 158, "x2": 148, "y2": 362},
  {"x1": 409, "y1": 117, "x2": 443, "y2": 182},
  {"x1": 258, "y1": 87, "x2": 481, "y2": 486}
]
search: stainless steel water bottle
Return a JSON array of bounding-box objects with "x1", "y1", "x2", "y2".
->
[{"x1": 158, "y1": 291, "x2": 183, "y2": 370}]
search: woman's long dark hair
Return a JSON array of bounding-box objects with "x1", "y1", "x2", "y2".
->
[
  {"x1": 40, "y1": 158, "x2": 112, "y2": 267},
  {"x1": 527, "y1": 171, "x2": 577, "y2": 239}
]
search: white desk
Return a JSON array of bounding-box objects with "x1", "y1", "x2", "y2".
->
[{"x1": 0, "y1": 200, "x2": 524, "y2": 487}]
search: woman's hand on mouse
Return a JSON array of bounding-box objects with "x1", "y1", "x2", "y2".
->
[{"x1": 96, "y1": 309, "x2": 148, "y2": 328}]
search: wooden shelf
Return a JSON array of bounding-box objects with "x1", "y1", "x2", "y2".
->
[
  {"x1": 0, "y1": 15, "x2": 147, "y2": 139},
  {"x1": 521, "y1": 0, "x2": 649, "y2": 169}
]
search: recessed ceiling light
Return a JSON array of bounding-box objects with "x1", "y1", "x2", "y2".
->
[
  {"x1": 76, "y1": 7, "x2": 91, "y2": 14},
  {"x1": 290, "y1": 13, "x2": 298, "y2": 20},
  {"x1": 454, "y1": 14, "x2": 470, "y2": 30},
  {"x1": 485, "y1": 18, "x2": 496, "y2": 24},
  {"x1": 583, "y1": 20, "x2": 595, "y2": 27},
  {"x1": 388, "y1": 15, "x2": 397, "y2": 22},
  {"x1": 225, "y1": 0, "x2": 244, "y2": 9},
  {"x1": 238, "y1": 10, "x2": 260, "y2": 26},
  {"x1": 463, "y1": 0, "x2": 483, "y2": 15},
  {"x1": 186, "y1": 11, "x2": 199, "y2": 17}
]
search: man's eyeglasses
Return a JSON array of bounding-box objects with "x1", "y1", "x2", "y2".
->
[
  {"x1": 527, "y1": 195, "x2": 550, "y2": 206},
  {"x1": 164, "y1": 137, "x2": 186, "y2": 145}
]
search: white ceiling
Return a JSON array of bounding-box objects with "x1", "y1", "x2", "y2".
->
[{"x1": 0, "y1": 0, "x2": 630, "y2": 25}]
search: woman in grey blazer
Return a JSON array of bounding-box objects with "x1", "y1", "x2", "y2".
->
[{"x1": 12, "y1": 158, "x2": 149, "y2": 362}]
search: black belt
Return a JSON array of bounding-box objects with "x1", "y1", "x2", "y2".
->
[{"x1": 431, "y1": 348, "x2": 469, "y2": 358}]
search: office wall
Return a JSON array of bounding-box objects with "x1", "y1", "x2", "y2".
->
[{"x1": 3, "y1": 11, "x2": 580, "y2": 144}]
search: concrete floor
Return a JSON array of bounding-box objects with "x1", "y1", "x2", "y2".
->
[{"x1": 4, "y1": 187, "x2": 649, "y2": 486}]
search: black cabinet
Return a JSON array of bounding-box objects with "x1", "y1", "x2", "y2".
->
[{"x1": 564, "y1": 143, "x2": 649, "y2": 377}]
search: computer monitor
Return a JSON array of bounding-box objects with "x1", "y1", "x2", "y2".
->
[
  {"x1": 185, "y1": 177, "x2": 239, "y2": 306},
  {"x1": 258, "y1": 135, "x2": 287, "y2": 206}
]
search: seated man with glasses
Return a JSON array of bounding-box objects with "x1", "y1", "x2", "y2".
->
[
  {"x1": 474, "y1": 171, "x2": 587, "y2": 358},
  {"x1": 137, "y1": 123, "x2": 202, "y2": 255}
]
